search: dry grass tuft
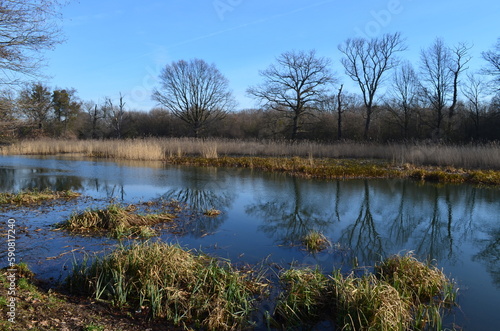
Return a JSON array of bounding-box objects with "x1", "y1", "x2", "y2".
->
[
  {"x1": 301, "y1": 231, "x2": 331, "y2": 252},
  {"x1": 68, "y1": 242, "x2": 266, "y2": 330},
  {"x1": 375, "y1": 252, "x2": 453, "y2": 305},
  {"x1": 332, "y1": 272, "x2": 412, "y2": 331},
  {"x1": 59, "y1": 203, "x2": 173, "y2": 239},
  {"x1": 273, "y1": 253, "x2": 457, "y2": 330}
]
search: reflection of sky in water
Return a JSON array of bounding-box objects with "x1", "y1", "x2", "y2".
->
[{"x1": 1, "y1": 155, "x2": 500, "y2": 329}]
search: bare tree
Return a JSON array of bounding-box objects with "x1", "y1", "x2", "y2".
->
[
  {"x1": 247, "y1": 50, "x2": 335, "y2": 140},
  {"x1": 462, "y1": 73, "x2": 487, "y2": 138},
  {"x1": 0, "y1": 89, "x2": 17, "y2": 139},
  {"x1": 419, "y1": 38, "x2": 453, "y2": 138},
  {"x1": 338, "y1": 32, "x2": 406, "y2": 140},
  {"x1": 448, "y1": 42, "x2": 472, "y2": 129},
  {"x1": 84, "y1": 101, "x2": 107, "y2": 139},
  {"x1": 384, "y1": 61, "x2": 421, "y2": 139},
  {"x1": 319, "y1": 84, "x2": 361, "y2": 140},
  {"x1": 0, "y1": 0, "x2": 65, "y2": 84},
  {"x1": 153, "y1": 59, "x2": 235, "y2": 138},
  {"x1": 335, "y1": 84, "x2": 345, "y2": 140},
  {"x1": 482, "y1": 38, "x2": 500, "y2": 91},
  {"x1": 106, "y1": 93, "x2": 126, "y2": 138}
]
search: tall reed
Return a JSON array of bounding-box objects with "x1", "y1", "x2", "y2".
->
[{"x1": 2, "y1": 138, "x2": 500, "y2": 169}]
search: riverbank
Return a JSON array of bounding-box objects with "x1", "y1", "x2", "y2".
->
[
  {"x1": 2, "y1": 138, "x2": 500, "y2": 185},
  {"x1": 2, "y1": 138, "x2": 500, "y2": 170},
  {"x1": 2, "y1": 249, "x2": 456, "y2": 330}
]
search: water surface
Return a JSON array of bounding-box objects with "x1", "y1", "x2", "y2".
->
[{"x1": 1, "y1": 155, "x2": 500, "y2": 329}]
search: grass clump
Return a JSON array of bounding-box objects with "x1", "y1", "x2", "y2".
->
[
  {"x1": 9, "y1": 262, "x2": 34, "y2": 279},
  {"x1": 375, "y1": 253, "x2": 452, "y2": 304},
  {"x1": 59, "y1": 203, "x2": 173, "y2": 239},
  {"x1": 274, "y1": 267, "x2": 330, "y2": 327},
  {"x1": 203, "y1": 208, "x2": 222, "y2": 217},
  {"x1": 0, "y1": 188, "x2": 80, "y2": 206},
  {"x1": 68, "y1": 242, "x2": 266, "y2": 330},
  {"x1": 302, "y1": 230, "x2": 331, "y2": 252},
  {"x1": 331, "y1": 271, "x2": 412, "y2": 331},
  {"x1": 273, "y1": 253, "x2": 458, "y2": 330},
  {"x1": 375, "y1": 253, "x2": 458, "y2": 330}
]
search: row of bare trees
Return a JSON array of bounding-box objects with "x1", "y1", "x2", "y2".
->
[
  {"x1": 150, "y1": 33, "x2": 499, "y2": 142},
  {"x1": 0, "y1": 0, "x2": 498, "y2": 144}
]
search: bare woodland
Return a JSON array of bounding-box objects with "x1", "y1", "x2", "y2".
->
[{"x1": 0, "y1": 2, "x2": 499, "y2": 143}]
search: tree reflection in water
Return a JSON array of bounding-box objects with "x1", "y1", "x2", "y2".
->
[
  {"x1": 0, "y1": 167, "x2": 84, "y2": 192},
  {"x1": 160, "y1": 167, "x2": 234, "y2": 238},
  {"x1": 246, "y1": 177, "x2": 333, "y2": 247},
  {"x1": 245, "y1": 176, "x2": 500, "y2": 288},
  {"x1": 339, "y1": 180, "x2": 383, "y2": 263},
  {"x1": 474, "y1": 228, "x2": 500, "y2": 288}
]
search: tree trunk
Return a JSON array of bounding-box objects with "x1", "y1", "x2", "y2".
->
[
  {"x1": 291, "y1": 113, "x2": 300, "y2": 141},
  {"x1": 363, "y1": 106, "x2": 372, "y2": 140},
  {"x1": 337, "y1": 84, "x2": 343, "y2": 140}
]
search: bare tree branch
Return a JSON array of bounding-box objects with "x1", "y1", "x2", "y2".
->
[
  {"x1": 152, "y1": 59, "x2": 235, "y2": 137},
  {"x1": 482, "y1": 38, "x2": 500, "y2": 91},
  {"x1": 0, "y1": 0, "x2": 65, "y2": 84},
  {"x1": 339, "y1": 32, "x2": 406, "y2": 140},
  {"x1": 247, "y1": 50, "x2": 335, "y2": 140}
]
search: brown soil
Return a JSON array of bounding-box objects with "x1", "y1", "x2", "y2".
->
[{"x1": 0, "y1": 271, "x2": 181, "y2": 331}]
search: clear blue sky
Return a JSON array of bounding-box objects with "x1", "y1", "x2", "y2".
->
[{"x1": 45, "y1": 0, "x2": 500, "y2": 110}]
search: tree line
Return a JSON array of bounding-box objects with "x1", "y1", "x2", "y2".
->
[{"x1": 0, "y1": 1, "x2": 499, "y2": 143}]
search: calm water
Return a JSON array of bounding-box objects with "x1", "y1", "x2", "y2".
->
[{"x1": 1, "y1": 155, "x2": 500, "y2": 329}]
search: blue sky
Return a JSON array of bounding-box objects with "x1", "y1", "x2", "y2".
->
[{"x1": 45, "y1": 0, "x2": 500, "y2": 110}]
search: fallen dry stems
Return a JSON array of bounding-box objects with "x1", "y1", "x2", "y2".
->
[
  {"x1": 58, "y1": 203, "x2": 174, "y2": 239},
  {"x1": 0, "y1": 189, "x2": 81, "y2": 207}
]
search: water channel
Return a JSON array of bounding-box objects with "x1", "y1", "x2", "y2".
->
[{"x1": 1, "y1": 155, "x2": 499, "y2": 329}]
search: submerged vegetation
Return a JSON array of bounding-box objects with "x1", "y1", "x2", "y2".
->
[
  {"x1": 68, "y1": 242, "x2": 266, "y2": 330},
  {"x1": 58, "y1": 203, "x2": 174, "y2": 239},
  {"x1": 0, "y1": 188, "x2": 80, "y2": 207},
  {"x1": 2, "y1": 138, "x2": 500, "y2": 185}
]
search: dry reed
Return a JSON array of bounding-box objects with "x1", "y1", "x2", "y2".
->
[{"x1": 2, "y1": 138, "x2": 500, "y2": 171}]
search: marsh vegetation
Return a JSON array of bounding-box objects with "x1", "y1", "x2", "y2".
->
[
  {"x1": 58, "y1": 203, "x2": 175, "y2": 239},
  {"x1": 67, "y1": 242, "x2": 266, "y2": 330},
  {"x1": 0, "y1": 188, "x2": 80, "y2": 207},
  {"x1": 275, "y1": 253, "x2": 457, "y2": 330},
  {"x1": 66, "y1": 243, "x2": 456, "y2": 330},
  {"x1": 2, "y1": 138, "x2": 500, "y2": 185}
]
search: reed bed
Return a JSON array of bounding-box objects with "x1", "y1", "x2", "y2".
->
[
  {"x1": 68, "y1": 242, "x2": 266, "y2": 330},
  {"x1": 2, "y1": 138, "x2": 500, "y2": 169}
]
